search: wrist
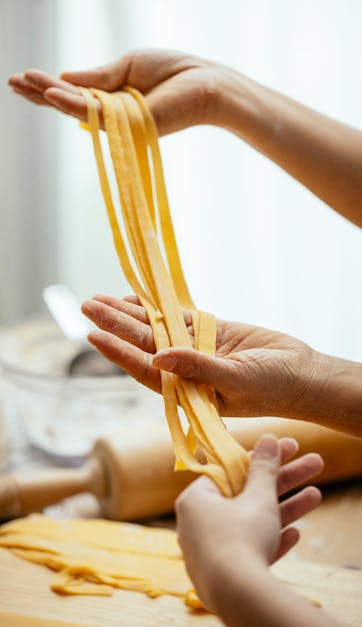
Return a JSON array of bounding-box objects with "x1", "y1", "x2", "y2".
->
[
  {"x1": 209, "y1": 69, "x2": 250, "y2": 130},
  {"x1": 204, "y1": 547, "x2": 267, "y2": 613},
  {"x1": 211, "y1": 562, "x2": 341, "y2": 627},
  {"x1": 210, "y1": 68, "x2": 278, "y2": 147},
  {"x1": 292, "y1": 351, "x2": 362, "y2": 435},
  {"x1": 207, "y1": 554, "x2": 271, "y2": 626}
]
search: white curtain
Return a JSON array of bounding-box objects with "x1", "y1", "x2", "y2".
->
[
  {"x1": 0, "y1": 0, "x2": 59, "y2": 320},
  {"x1": 1, "y1": 0, "x2": 361, "y2": 361}
]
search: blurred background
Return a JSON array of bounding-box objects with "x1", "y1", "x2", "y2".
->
[{"x1": 1, "y1": 0, "x2": 361, "y2": 360}]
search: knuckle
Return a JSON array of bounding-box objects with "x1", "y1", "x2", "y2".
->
[
  {"x1": 252, "y1": 457, "x2": 277, "y2": 474},
  {"x1": 134, "y1": 354, "x2": 150, "y2": 385},
  {"x1": 97, "y1": 69, "x2": 114, "y2": 90},
  {"x1": 180, "y1": 362, "x2": 200, "y2": 379},
  {"x1": 178, "y1": 357, "x2": 204, "y2": 380},
  {"x1": 126, "y1": 48, "x2": 143, "y2": 60},
  {"x1": 112, "y1": 311, "x2": 124, "y2": 333}
]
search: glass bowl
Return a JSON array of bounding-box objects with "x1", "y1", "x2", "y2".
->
[{"x1": 0, "y1": 318, "x2": 164, "y2": 463}]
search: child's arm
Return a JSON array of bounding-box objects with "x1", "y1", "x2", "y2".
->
[{"x1": 176, "y1": 434, "x2": 342, "y2": 627}]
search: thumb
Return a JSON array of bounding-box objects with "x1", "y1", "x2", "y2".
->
[
  {"x1": 244, "y1": 434, "x2": 280, "y2": 496},
  {"x1": 152, "y1": 347, "x2": 238, "y2": 389},
  {"x1": 60, "y1": 60, "x2": 123, "y2": 91}
]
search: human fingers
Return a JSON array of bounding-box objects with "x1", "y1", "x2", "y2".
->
[
  {"x1": 123, "y1": 294, "x2": 142, "y2": 305},
  {"x1": 61, "y1": 58, "x2": 129, "y2": 91},
  {"x1": 60, "y1": 50, "x2": 191, "y2": 92},
  {"x1": 93, "y1": 294, "x2": 193, "y2": 329},
  {"x1": 277, "y1": 453, "x2": 324, "y2": 496},
  {"x1": 237, "y1": 438, "x2": 296, "y2": 464},
  {"x1": 152, "y1": 346, "x2": 241, "y2": 391},
  {"x1": 82, "y1": 299, "x2": 155, "y2": 352},
  {"x1": 279, "y1": 438, "x2": 298, "y2": 464},
  {"x1": 93, "y1": 294, "x2": 150, "y2": 324},
  {"x1": 9, "y1": 73, "x2": 42, "y2": 93},
  {"x1": 24, "y1": 69, "x2": 79, "y2": 95},
  {"x1": 25, "y1": 70, "x2": 102, "y2": 126},
  {"x1": 44, "y1": 88, "x2": 103, "y2": 124},
  {"x1": 9, "y1": 73, "x2": 28, "y2": 87},
  {"x1": 178, "y1": 440, "x2": 299, "y2": 503},
  {"x1": 279, "y1": 486, "x2": 322, "y2": 528},
  {"x1": 25, "y1": 70, "x2": 100, "y2": 124},
  {"x1": 63, "y1": 52, "x2": 213, "y2": 136},
  {"x1": 9, "y1": 74, "x2": 48, "y2": 105},
  {"x1": 9, "y1": 70, "x2": 103, "y2": 125},
  {"x1": 11, "y1": 85, "x2": 48, "y2": 106},
  {"x1": 178, "y1": 444, "x2": 321, "y2": 505},
  {"x1": 87, "y1": 330, "x2": 161, "y2": 392},
  {"x1": 273, "y1": 527, "x2": 300, "y2": 562},
  {"x1": 243, "y1": 434, "x2": 280, "y2": 498}
]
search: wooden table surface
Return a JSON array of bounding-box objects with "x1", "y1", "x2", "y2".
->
[
  {"x1": 0, "y1": 547, "x2": 361, "y2": 627},
  {"x1": 0, "y1": 481, "x2": 360, "y2": 626},
  {"x1": 294, "y1": 481, "x2": 362, "y2": 569},
  {"x1": 0, "y1": 410, "x2": 361, "y2": 625},
  {"x1": 0, "y1": 318, "x2": 361, "y2": 625}
]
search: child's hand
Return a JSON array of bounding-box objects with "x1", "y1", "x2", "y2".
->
[{"x1": 176, "y1": 434, "x2": 322, "y2": 612}]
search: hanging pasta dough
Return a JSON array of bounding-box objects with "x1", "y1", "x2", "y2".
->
[{"x1": 80, "y1": 86, "x2": 249, "y2": 497}]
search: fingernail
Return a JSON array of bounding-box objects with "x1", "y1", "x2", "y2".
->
[
  {"x1": 153, "y1": 351, "x2": 178, "y2": 371},
  {"x1": 256, "y1": 434, "x2": 278, "y2": 458}
]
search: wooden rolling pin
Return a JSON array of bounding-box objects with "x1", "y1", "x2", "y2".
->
[{"x1": 0, "y1": 418, "x2": 361, "y2": 521}]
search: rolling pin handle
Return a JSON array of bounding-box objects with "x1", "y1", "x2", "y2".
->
[
  {"x1": 0, "y1": 457, "x2": 106, "y2": 519},
  {"x1": 0, "y1": 475, "x2": 22, "y2": 518}
]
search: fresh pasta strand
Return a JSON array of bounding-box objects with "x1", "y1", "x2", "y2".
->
[{"x1": 80, "y1": 86, "x2": 249, "y2": 496}]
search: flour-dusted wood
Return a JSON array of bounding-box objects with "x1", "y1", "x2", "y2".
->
[{"x1": 0, "y1": 548, "x2": 361, "y2": 626}]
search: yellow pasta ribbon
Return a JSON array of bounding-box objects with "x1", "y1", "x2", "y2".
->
[{"x1": 80, "y1": 87, "x2": 249, "y2": 496}]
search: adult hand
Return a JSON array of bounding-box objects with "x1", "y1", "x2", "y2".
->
[
  {"x1": 81, "y1": 294, "x2": 318, "y2": 421},
  {"x1": 8, "y1": 49, "x2": 225, "y2": 135},
  {"x1": 176, "y1": 434, "x2": 322, "y2": 613},
  {"x1": 9, "y1": 49, "x2": 362, "y2": 226}
]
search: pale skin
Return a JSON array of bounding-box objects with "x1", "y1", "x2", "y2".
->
[
  {"x1": 9, "y1": 49, "x2": 360, "y2": 626},
  {"x1": 177, "y1": 434, "x2": 341, "y2": 627}
]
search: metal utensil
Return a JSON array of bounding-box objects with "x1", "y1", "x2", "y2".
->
[{"x1": 43, "y1": 284, "x2": 123, "y2": 376}]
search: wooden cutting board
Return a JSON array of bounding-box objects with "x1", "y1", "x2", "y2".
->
[{"x1": 0, "y1": 548, "x2": 360, "y2": 626}]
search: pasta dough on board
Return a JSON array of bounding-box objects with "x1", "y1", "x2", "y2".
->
[{"x1": 0, "y1": 515, "x2": 202, "y2": 609}]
